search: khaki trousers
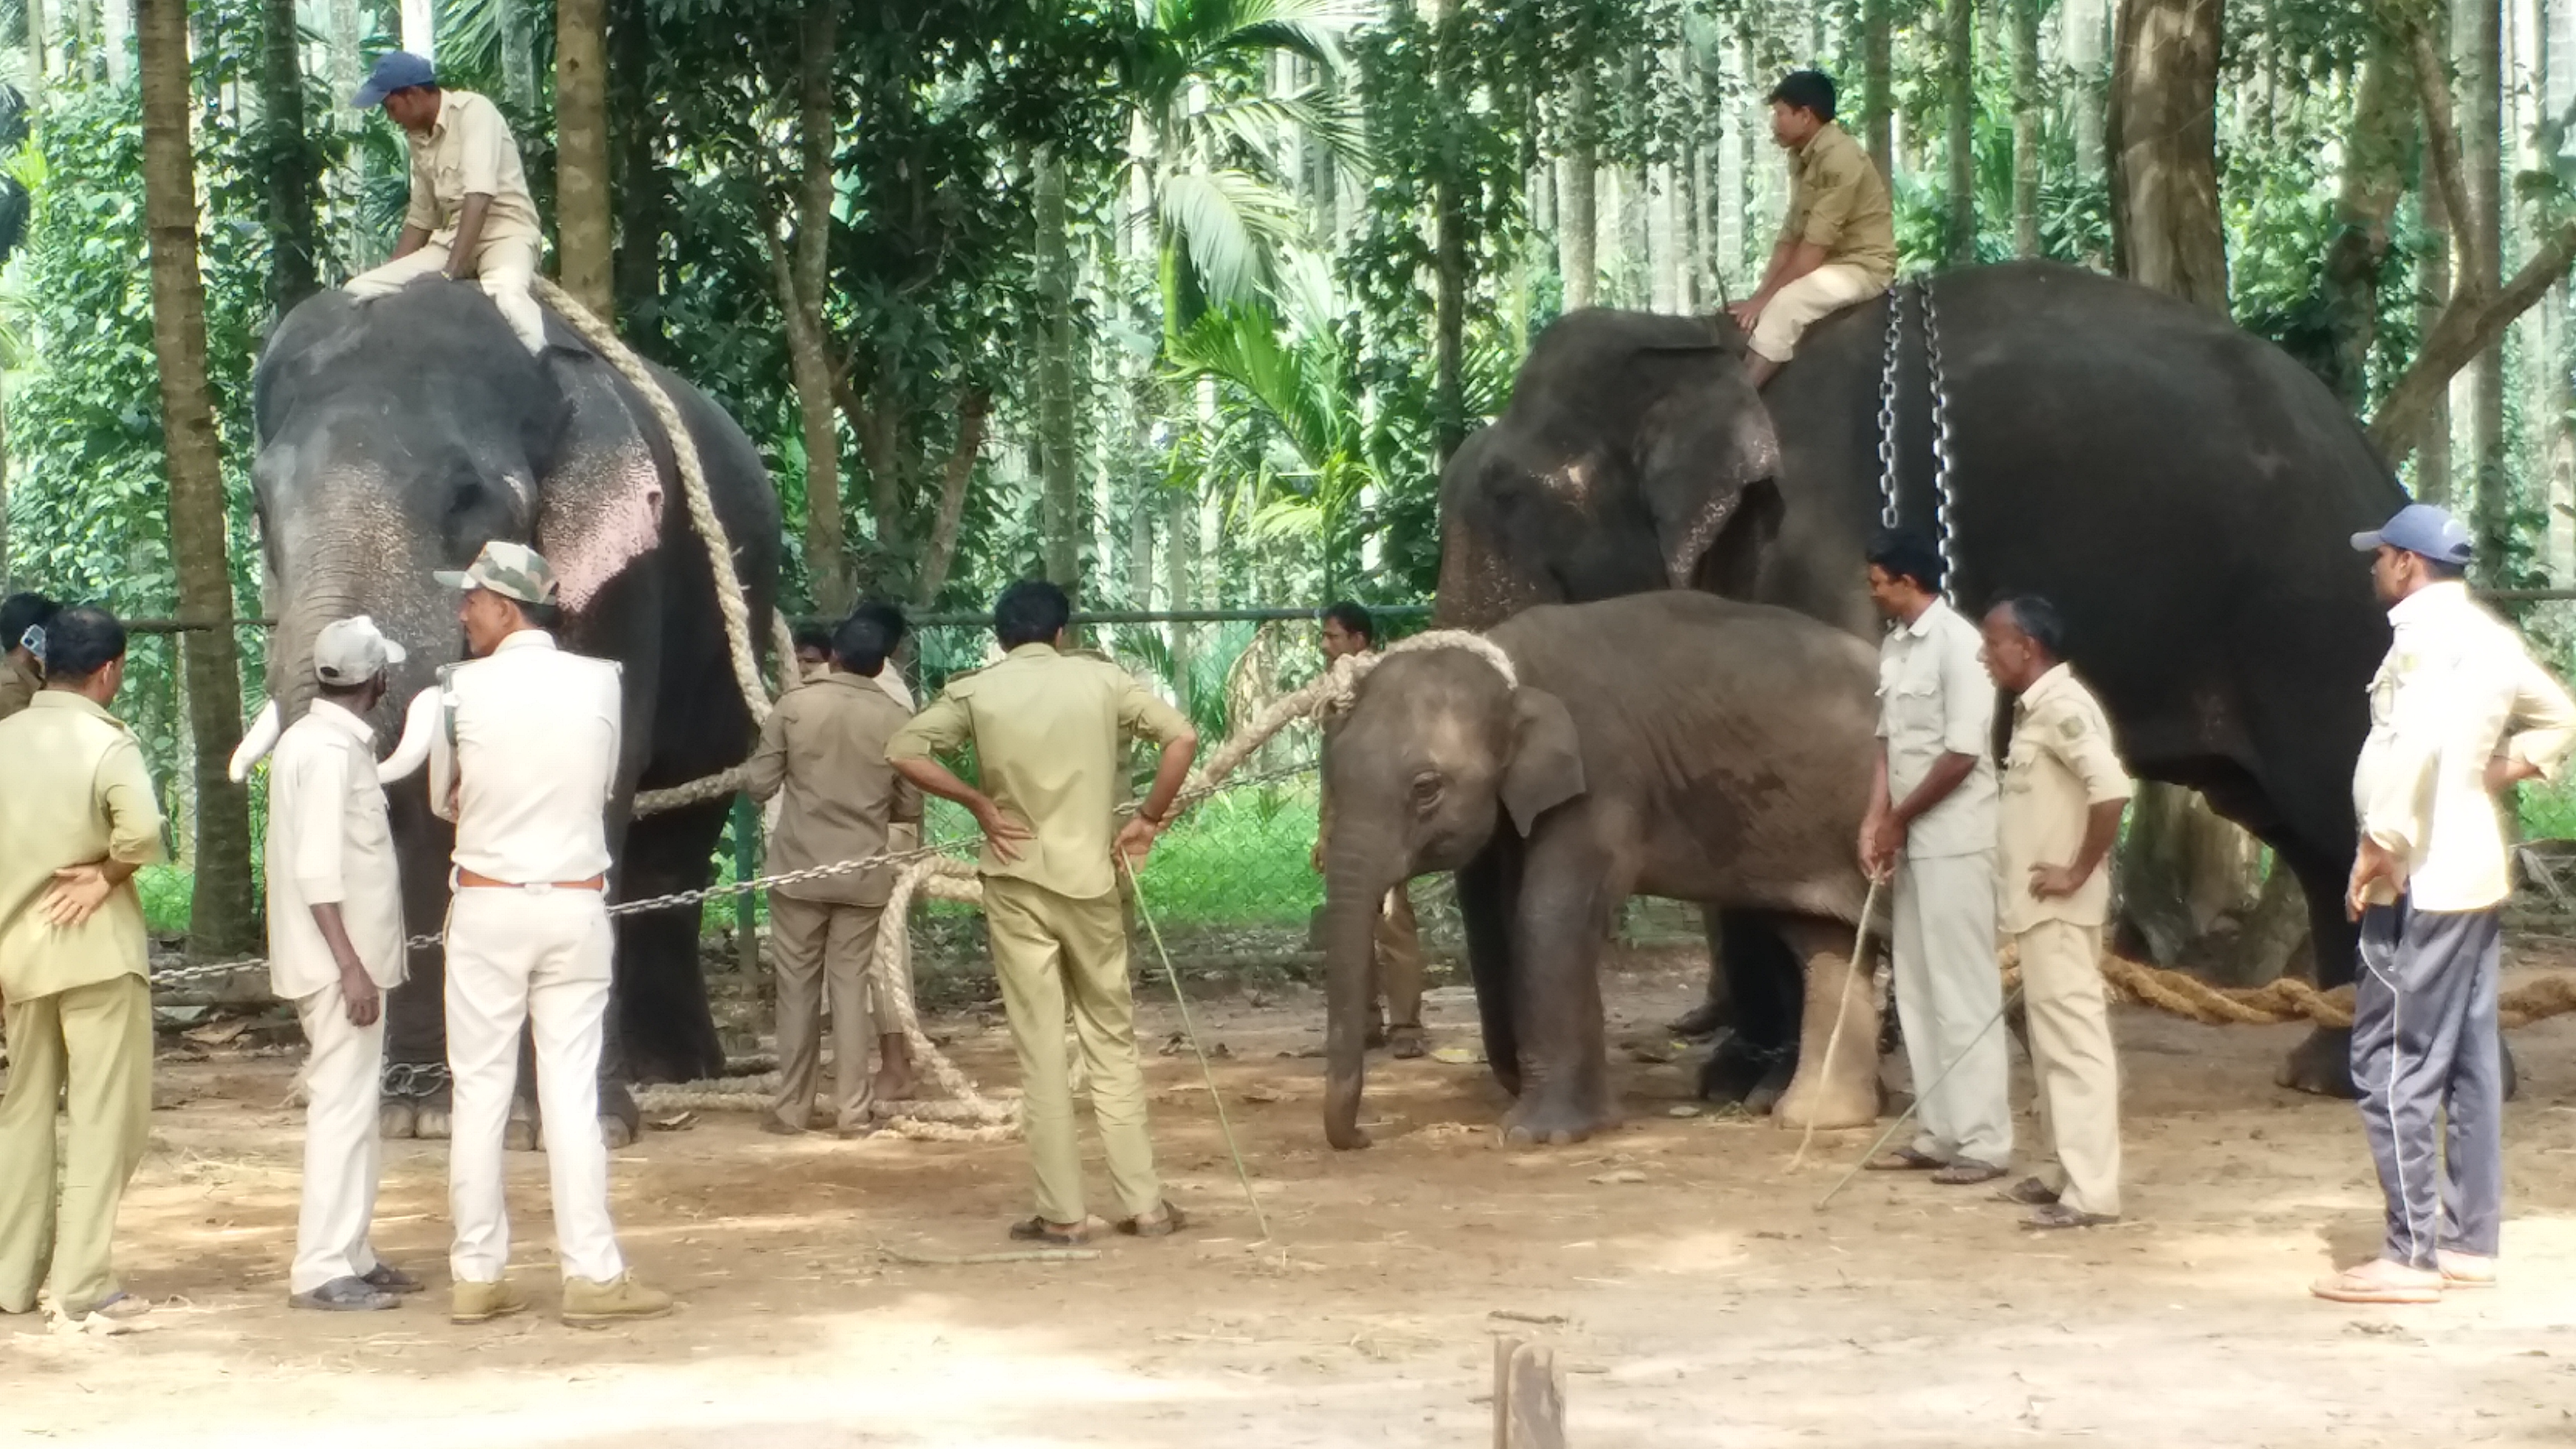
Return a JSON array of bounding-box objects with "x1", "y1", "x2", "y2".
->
[
  {"x1": 983, "y1": 875, "x2": 1161, "y2": 1225},
  {"x1": 290, "y1": 980, "x2": 388, "y2": 1294},
  {"x1": 1892, "y1": 849, "x2": 2012, "y2": 1167},
  {"x1": 2015, "y1": 919, "x2": 2122, "y2": 1216},
  {"x1": 0, "y1": 975, "x2": 153, "y2": 1316},
  {"x1": 769, "y1": 895, "x2": 887, "y2": 1133},
  {"x1": 345, "y1": 234, "x2": 546, "y2": 353},
  {"x1": 1748, "y1": 262, "x2": 1889, "y2": 363},
  {"x1": 1374, "y1": 886, "x2": 1425, "y2": 1031}
]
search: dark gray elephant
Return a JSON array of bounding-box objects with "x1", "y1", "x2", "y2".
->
[
  {"x1": 1436, "y1": 261, "x2": 2404, "y2": 1098},
  {"x1": 249, "y1": 280, "x2": 782, "y2": 1142},
  {"x1": 1318, "y1": 593, "x2": 1883, "y2": 1148}
]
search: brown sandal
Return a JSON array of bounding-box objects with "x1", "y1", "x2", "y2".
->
[
  {"x1": 1118, "y1": 1203, "x2": 1189, "y2": 1238},
  {"x1": 1008, "y1": 1215, "x2": 1100, "y2": 1247},
  {"x1": 1864, "y1": 1147, "x2": 1945, "y2": 1172}
]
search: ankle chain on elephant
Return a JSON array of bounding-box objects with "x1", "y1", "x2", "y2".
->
[{"x1": 382, "y1": 1062, "x2": 452, "y2": 1100}]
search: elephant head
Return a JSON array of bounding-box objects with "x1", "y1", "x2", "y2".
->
[
  {"x1": 1434, "y1": 310, "x2": 1782, "y2": 629},
  {"x1": 247, "y1": 282, "x2": 666, "y2": 752},
  {"x1": 1319, "y1": 647, "x2": 1585, "y2": 1149}
]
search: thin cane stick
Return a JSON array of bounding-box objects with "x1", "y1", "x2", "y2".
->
[
  {"x1": 1787, "y1": 877, "x2": 1883, "y2": 1172},
  {"x1": 1120, "y1": 853, "x2": 1273, "y2": 1244},
  {"x1": 1815, "y1": 986, "x2": 2021, "y2": 1211}
]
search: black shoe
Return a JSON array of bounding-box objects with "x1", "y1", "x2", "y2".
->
[
  {"x1": 290, "y1": 1276, "x2": 399, "y2": 1312},
  {"x1": 361, "y1": 1262, "x2": 424, "y2": 1294},
  {"x1": 1995, "y1": 1177, "x2": 2060, "y2": 1207}
]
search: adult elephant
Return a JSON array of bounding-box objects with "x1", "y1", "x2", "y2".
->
[
  {"x1": 1318, "y1": 594, "x2": 1884, "y2": 1149},
  {"x1": 249, "y1": 280, "x2": 782, "y2": 1143},
  {"x1": 1436, "y1": 260, "x2": 2404, "y2": 1098}
]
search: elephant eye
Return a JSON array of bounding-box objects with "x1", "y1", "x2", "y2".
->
[{"x1": 1409, "y1": 771, "x2": 1443, "y2": 811}]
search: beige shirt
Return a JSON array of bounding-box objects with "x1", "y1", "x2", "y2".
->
[
  {"x1": 1999, "y1": 665, "x2": 2133, "y2": 932},
  {"x1": 889, "y1": 643, "x2": 1194, "y2": 901},
  {"x1": 747, "y1": 672, "x2": 922, "y2": 906},
  {"x1": 797, "y1": 656, "x2": 915, "y2": 711},
  {"x1": 266, "y1": 702, "x2": 408, "y2": 998},
  {"x1": 0, "y1": 654, "x2": 40, "y2": 720},
  {"x1": 1877, "y1": 598, "x2": 1999, "y2": 860},
  {"x1": 0, "y1": 692, "x2": 167, "y2": 1003},
  {"x1": 404, "y1": 89, "x2": 543, "y2": 249},
  {"x1": 2354, "y1": 581, "x2": 2576, "y2": 911},
  {"x1": 429, "y1": 631, "x2": 623, "y2": 885},
  {"x1": 1783, "y1": 122, "x2": 1898, "y2": 287}
]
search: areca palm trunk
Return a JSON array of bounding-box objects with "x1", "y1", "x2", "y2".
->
[
  {"x1": 140, "y1": 0, "x2": 255, "y2": 959},
  {"x1": 556, "y1": 0, "x2": 614, "y2": 318}
]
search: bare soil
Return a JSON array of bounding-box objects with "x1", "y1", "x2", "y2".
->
[{"x1": 8, "y1": 945, "x2": 2576, "y2": 1448}]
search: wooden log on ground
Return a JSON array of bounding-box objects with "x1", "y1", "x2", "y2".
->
[{"x1": 1493, "y1": 1335, "x2": 1567, "y2": 1449}]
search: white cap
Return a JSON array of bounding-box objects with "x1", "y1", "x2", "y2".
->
[{"x1": 314, "y1": 615, "x2": 407, "y2": 686}]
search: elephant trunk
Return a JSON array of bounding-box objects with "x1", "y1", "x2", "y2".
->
[
  {"x1": 1322, "y1": 850, "x2": 1400, "y2": 1150},
  {"x1": 270, "y1": 573, "x2": 371, "y2": 727}
]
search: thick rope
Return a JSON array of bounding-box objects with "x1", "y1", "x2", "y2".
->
[{"x1": 1999, "y1": 945, "x2": 2576, "y2": 1030}]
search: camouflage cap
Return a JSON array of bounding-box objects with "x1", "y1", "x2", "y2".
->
[{"x1": 434, "y1": 541, "x2": 559, "y2": 605}]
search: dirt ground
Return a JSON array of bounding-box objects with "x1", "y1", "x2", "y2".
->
[{"x1": 8, "y1": 947, "x2": 2576, "y2": 1449}]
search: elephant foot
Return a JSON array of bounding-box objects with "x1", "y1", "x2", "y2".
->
[
  {"x1": 598, "y1": 1079, "x2": 642, "y2": 1148},
  {"x1": 1500, "y1": 1092, "x2": 1618, "y2": 1148},
  {"x1": 414, "y1": 1106, "x2": 453, "y2": 1141},
  {"x1": 1386, "y1": 1024, "x2": 1428, "y2": 1060},
  {"x1": 505, "y1": 1097, "x2": 540, "y2": 1152},
  {"x1": 1773, "y1": 1063, "x2": 1879, "y2": 1132},
  {"x1": 1667, "y1": 998, "x2": 1730, "y2": 1041},
  {"x1": 2276, "y1": 1026, "x2": 2357, "y2": 1098},
  {"x1": 380, "y1": 1099, "x2": 419, "y2": 1140},
  {"x1": 1695, "y1": 1034, "x2": 1789, "y2": 1106}
]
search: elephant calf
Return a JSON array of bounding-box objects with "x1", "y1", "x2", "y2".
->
[{"x1": 1319, "y1": 592, "x2": 1882, "y2": 1148}]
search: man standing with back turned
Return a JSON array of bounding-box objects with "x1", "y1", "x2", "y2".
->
[
  {"x1": 890, "y1": 581, "x2": 1199, "y2": 1246},
  {"x1": 1727, "y1": 69, "x2": 1897, "y2": 390},
  {"x1": 2314, "y1": 504, "x2": 2576, "y2": 1305},
  {"x1": 343, "y1": 51, "x2": 549, "y2": 354},
  {"x1": 431, "y1": 542, "x2": 670, "y2": 1327}
]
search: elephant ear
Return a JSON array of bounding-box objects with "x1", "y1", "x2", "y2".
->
[
  {"x1": 1637, "y1": 385, "x2": 1783, "y2": 589},
  {"x1": 1501, "y1": 686, "x2": 1587, "y2": 835}
]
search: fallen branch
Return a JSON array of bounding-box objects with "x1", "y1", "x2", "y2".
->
[{"x1": 880, "y1": 1247, "x2": 1101, "y2": 1266}]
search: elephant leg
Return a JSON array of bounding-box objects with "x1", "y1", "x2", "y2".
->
[
  {"x1": 382, "y1": 795, "x2": 457, "y2": 1141},
  {"x1": 1667, "y1": 908, "x2": 1734, "y2": 1039},
  {"x1": 1697, "y1": 911, "x2": 1801, "y2": 1111},
  {"x1": 1456, "y1": 845, "x2": 1522, "y2": 1097},
  {"x1": 611, "y1": 798, "x2": 731, "y2": 1091},
  {"x1": 1498, "y1": 821, "x2": 1625, "y2": 1147},
  {"x1": 1770, "y1": 914, "x2": 1882, "y2": 1131}
]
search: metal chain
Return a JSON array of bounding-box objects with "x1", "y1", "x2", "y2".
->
[
  {"x1": 1874, "y1": 284, "x2": 1906, "y2": 533},
  {"x1": 145, "y1": 757, "x2": 1323, "y2": 990},
  {"x1": 1922, "y1": 278, "x2": 1960, "y2": 605}
]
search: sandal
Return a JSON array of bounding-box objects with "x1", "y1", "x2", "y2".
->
[
  {"x1": 1118, "y1": 1202, "x2": 1189, "y2": 1239},
  {"x1": 1931, "y1": 1159, "x2": 2009, "y2": 1187},
  {"x1": 2309, "y1": 1263, "x2": 2442, "y2": 1305},
  {"x1": 2022, "y1": 1203, "x2": 2118, "y2": 1230},
  {"x1": 2438, "y1": 1251, "x2": 2497, "y2": 1289},
  {"x1": 1008, "y1": 1216, "x2": 1100, "y2": 1247},
  {"x1": 1864, "y1": 1147, "x2": 1946, "y2": 1172},
  {"x1": 1995, "y1": 1177, "x2": 2061, "y2": 1207}
]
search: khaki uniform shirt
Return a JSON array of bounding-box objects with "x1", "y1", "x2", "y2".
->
[
  {"x1": 1999, "y1": 665, "x2": 2133, "y2": 933},
  {"x1": 404, "y1": 89, "x2": 543, "y2": 249},
  {"x1": 889, "y1": 643, "x2": 1194, "y2": 901},
  {"x1": 266, "y1": 701, "x2": 408, "y2": 999},
  {"x1": 429, "y1": 631, "x2": 623, "y2": 884},
  {"x1": 1783, "y1": 122, "x2": 1898, "y2": 287},
  {"x1": 747, "y1": 672, "x2": 922, "y2": 907},
  {"x1": 1877, "y1": 598, "x2": 1999, "y2": 859},
  {"x1": 2354, "y1": 581, "x2": 2576, "y2": 911},
  {"x1": 0, "y1": 693, "x2": 167, "y2": 1003},
  {"x1": 0, "y1": 654, "x2": 40, "y2": 720}
]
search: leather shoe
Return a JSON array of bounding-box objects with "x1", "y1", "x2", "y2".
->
[
  {"x1": 562, "y1": 1273, "x2": 674, "y2": 1328},
  {"x1": 291, "y1": 1276, "x2": 399, "y2": 1312},
  {"x1": 362, "y1": 1262, "x2": 424, "y2": 1294},
  {"x1": 451, "y1": 1277, "x2": 531, "y2": 1325}
]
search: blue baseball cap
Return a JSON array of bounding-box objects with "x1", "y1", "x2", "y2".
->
[
  {"x1": 2351, "y1": 503, "x2": 2474, "y2": 567},
  {"x1": 351, "y1": 51, "x2": 435, "y2": 109}
]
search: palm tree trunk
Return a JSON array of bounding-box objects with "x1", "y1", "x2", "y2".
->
[
  {"x1": 1865, "y1": 0, "x2": 1895, "y2": 176},
  {"x1": 27, "y1": 0, "x2": 49, "y2": 102},
  {"x1": 2419, "y1": 120, "x2": 2456, "y2": 500},
  {"x1": 2318, "y1": 41, "x2": 2414, "y2": 410},
  {"x1": 2536, "y1": 0, "x2": 2576, "y2": 579},
  {"x1": 260, "y1": 0, "x2": 318, "y2": 318},
  {"x1": 2463, "y1": 0, "x2": 2509, "y2": 575},
  {"x1": 779, "y1": 0, "x2": 847, "y2": 614},
  {"x1": 1035, "y1": 149, "x2": 1082, "y2": 587},
  {"x1": 2012, "y1": 0, "x2": 2043, "y2": 257},
  {"x1": 555, "y1": 0, "x2": 614, "y2": 318},
  {"x1": 140, "y1": 0, "x2": 255, "y2": 960},
  {"x1": 1945, "y1": 0, "x2": 1977, "y2": 264},
  {"x1": 2107, "y1": 0, "x2": 2229, "y2": 311},
  {"x1": 500, "y1": 0, "x2": 538, "y2": 112},
  {"x1": 1560, "y1": 67, "x2": 1597, "y2": 310},
  {"x1": 1432, "y1": 0, "x2": 1467, "y2": 462},
  {"x1": 609, "y1": 0, "x2": 662, "y2": 348}
]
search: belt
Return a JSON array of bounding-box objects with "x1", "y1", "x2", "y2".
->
[{"x1": 455, "y1": 868, "x2": 605, "y2": 892}]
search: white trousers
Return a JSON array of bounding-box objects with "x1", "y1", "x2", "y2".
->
[
  {"x1": 290, "y1": 981, "x2": 387, "y2": 1294},
  {"x1": 1749, "y1": 262, "x2": 1888, "y2": 363},
  {"x1": 444, "y1": 888, "x2": 624, "y2": 1285},
  {"x1": 345, "y1": 234, "x2": 547, "y2": 353},
  {"x1": 1892, "y1": 849, "x2": 2013, "y2": 1167}
]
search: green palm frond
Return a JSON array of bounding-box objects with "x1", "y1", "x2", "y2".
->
[
  {"x1": 1159, "y1": 167, "x2": 1304, "y2": 306},
  {"x1": 1185, "y1": 89, "x2": 1371, "y2": 173}
]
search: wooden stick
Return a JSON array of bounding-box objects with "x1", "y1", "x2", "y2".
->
[
  {"x1": 879, "y1": 1247, "x2": 1101, "y2": 1266},
  {"x1": 1493, "y1": 1336, "x2": 1568, "y2": 1449}
]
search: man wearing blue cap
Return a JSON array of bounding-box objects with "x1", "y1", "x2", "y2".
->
[
  {"x1": 2314, "y1": 503, "x2": 2576, "y2": 1304},
  {"x1": 342, "y1": 52, "x2": 548, "y2": 354}
]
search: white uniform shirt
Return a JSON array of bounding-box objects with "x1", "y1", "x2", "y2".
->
[
  {"x1": 1876, "y1": 597, "x2": 1999, "y2": 859},
  {"x1": 2354, "y1": 580, "x2": 2576, "y2": 911},
  {"x1": 266, "y1": 700, "x2": 407, "y2": 998},
  {"x1": 429, "y1": 631, "x2": 623, "y2": 884}
]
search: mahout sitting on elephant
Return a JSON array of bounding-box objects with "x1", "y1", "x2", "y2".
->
[{"x1": 1317, "y1": 592, "x2": 1883, "y2": 1149}]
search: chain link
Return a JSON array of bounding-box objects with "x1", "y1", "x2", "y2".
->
[
  {"x1": 1922, "y1": 279, "x2": 1959, "y2": 605},
  {"x1": 1874, "y1": 284, "x2": 1906, "y2": 533},
  {"x1": 146, "y1": 757, "x2": 1324, "y2": 990}
]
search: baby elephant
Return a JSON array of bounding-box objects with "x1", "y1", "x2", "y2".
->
[{"x1": 1318, "y1": 591, "x2": 1880, "y2": 1148}]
